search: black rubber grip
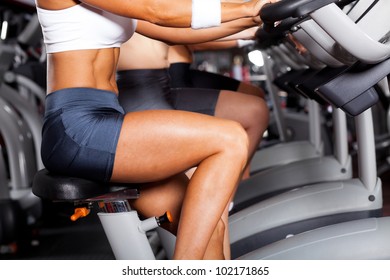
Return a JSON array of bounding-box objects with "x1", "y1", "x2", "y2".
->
[{"x1": 260, "y1": 0, "x2": 338, "y2": 24}]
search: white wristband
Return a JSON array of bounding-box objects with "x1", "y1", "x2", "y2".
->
[
  {"x1": 191, "y1": 0, "x2": 221, "y2": 29},
  {"x1": 237, "y1": 39, "x2": 256, "y2": 48}
]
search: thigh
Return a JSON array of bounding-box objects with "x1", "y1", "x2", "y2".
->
[
  {"x1": 215, "y1": 90, "x2": 268, "y2": 129},
  {"x1": 111, "y1": 109, "x2": 234, "y2": 183}
]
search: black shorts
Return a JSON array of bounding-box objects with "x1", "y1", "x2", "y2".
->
[
  {"x1": 190, "y1": 69, "x2": 240, "y2": 91},
  {"x1": 168, "y1": 63, "x2": 193, "y2": 88},
  {"x1": 117, "y1": 68, "x2": 173, "y2": 112},
  {"x1": 117, "y1": 68, "x2": 220, "y2": 116},
  {"x1": 169, "y1": 62, "x2": 240, "y2": 91}
]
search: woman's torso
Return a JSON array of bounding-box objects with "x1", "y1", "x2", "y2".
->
[
  {"x1": 36, "y1": 0, "x2": 136, "y2": 94},
  {"x1": 167, "y1": 45, "x2": 193, "y2": 65},
  {"x1": 117, "y1": 33, "x2": 170, "y2": 71}
]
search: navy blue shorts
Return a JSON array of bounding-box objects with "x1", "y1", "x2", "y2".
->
[
  {"x1": 41, "y1": 88, "x2": 124, "y2": 182},
  {"x1": 117, "y1": 68, "x2": 219, "y2": 116}
]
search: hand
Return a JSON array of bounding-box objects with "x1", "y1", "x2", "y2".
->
[{"x1": 251, "y1": 0, "x2": 280, "y2": 25}]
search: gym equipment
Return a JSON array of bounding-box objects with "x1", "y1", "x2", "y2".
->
[
  {"x1": 32, "y1": 169, "x2": 170, "y2": 260},
  {"x1": 233, "y1": 89, "x2": 352, "y2": 212},
  {"x1": 249, "y1": 14, "x2": 339, "y2": 174},
  {"x1": 228, "y1": 0, "x2": 388, "y2": 258},
  {"x1": 239, "y1": 216, "x2": 390, "y2": 259},
  {"x1": 0, "y1": 44, "x2": 38, "y2": 196},
  {"x1": 0, "y1": 11, "x2": 42, "y2": 248},
  {"x1": 0, "y1": 71, "x2": 41, "y2": 247},
  {"x1": 249, "y1": 48, "x2": 329, "y2": 174},
  {"x1": 239, "y1": 64, "x2": 390, "y2": 260},
  {"x1": 5, "y1": 13, "x2": 46, "y2": 108},
  {"x1": 235, "y1": 0, "x2": 390, "y2": 259},
  {"x1": 1, "y1": 13, "x2": 46, "y2": 170},
  {"x1": 232, "y1": 20, "x2": 354, "y2": 212}
]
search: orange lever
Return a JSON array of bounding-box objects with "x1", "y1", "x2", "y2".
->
[
  {"x1": 166, "y1": 211, "x2": 173, "y2": 223},
  {"x1": 157, "y1": 211, "x2": 173, "y2": 225},
  {"x1": 70, "y1": 207, "x2": 90, "y2": 221}
]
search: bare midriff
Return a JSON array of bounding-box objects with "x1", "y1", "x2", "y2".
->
[
  {"x1": 117, "y1": 33, "x2": 170, "y2": 71},
  {"x1": 46, "y1": 47, "x2": 120, "y2": 94}
]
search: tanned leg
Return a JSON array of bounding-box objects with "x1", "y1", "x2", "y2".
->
[
  {"x1": 111, "y1": 109, "x2": 248, "y2": 259},
  {"x1": 215, "y1": 90, "x2": 269, "y2": 179}
]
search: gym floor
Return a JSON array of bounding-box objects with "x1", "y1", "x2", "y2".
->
[{"x1": 2, "y1": 153, "x2": 390, "y2": 260}]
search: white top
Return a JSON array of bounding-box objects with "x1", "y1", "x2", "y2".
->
[{"x1": 35, "y1": 3, "x2": 137, "y2": 53}]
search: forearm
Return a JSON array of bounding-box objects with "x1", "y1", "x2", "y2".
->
[
  {"x1": 216, "y1": 27, "x2": 258, "y2": 41},
  {"x1": 220, "y1": 1, "x2": 255, "y2": 23},
  {"x1": 137, "y1": 17, "x2": 257, "y2": 45}
]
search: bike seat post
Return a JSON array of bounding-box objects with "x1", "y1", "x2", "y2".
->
[{"x1": 96, "y1": 192, "x2": 157, "y2": 260}]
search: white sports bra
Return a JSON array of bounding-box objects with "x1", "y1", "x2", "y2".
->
[{"x1": 36, "y1": 3, "x2": 137, "y2": 53}]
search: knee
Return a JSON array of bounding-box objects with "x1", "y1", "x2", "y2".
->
[
  {"x1": 258, "y1": 98, "x2": 270, "y2": 128},
  {"x1": 253, "y1": 97, "x2": 270, "y2": 123},
  {"x1": 238, "y1": 83, "x2": 266, "y2": 99},
  {"x1": 221, "y1": 120, "x2": 249, "y2": 166},
  {"x1": 245, "y1": 97, "x2": 270, "y2": 131},
  {"x1": 253, "y1": 87, "x2": 267, "y2": 99}
]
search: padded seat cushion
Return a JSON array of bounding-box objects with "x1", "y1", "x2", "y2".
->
[{"x1": 32, "y1": 169, "x2": 137, "y2": 201}]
